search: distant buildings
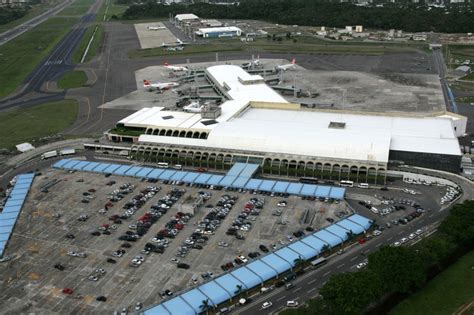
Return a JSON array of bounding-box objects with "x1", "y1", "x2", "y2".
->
[{"x1": 0, "y1": 0, "x2": 29, "y2": 6}]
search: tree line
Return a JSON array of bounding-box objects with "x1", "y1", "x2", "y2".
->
[
  {"x1": 281, "y1": 200, "x2": 474, "y2": 315},
  {"x1": 122, "y1": 0, "x2": 474, "y2": 33},
  {"x1": 0, "y1": 7, "x2": 28, "y2": 26}
]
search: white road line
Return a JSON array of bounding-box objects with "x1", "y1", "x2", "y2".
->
[
  {"x1": 387, "y1": 236, "x2": 393, "y2": 241},
  {"x1": 308, "y1": 278, "x2": 317, "y2": 285},
  {"x1": 397, "y1": 231, "x2": 404, "y2": 235},
  {"x1": 375, "y1": 243, "x2": 382, "y2": 248},
  {"x1": 277, "y1": 295, "x2": 286, "y2": 302},
  {"x1": 308, "y1": 287, "x2": 317, "y2": 293},
  {"x1": 293, "y1": 287, "x2": 301, "y2": 293},
  {"x1": 350, "y1": 256, "x2": 358, "y2": 261},
  {"x1": 428, "y1": 214, "x2": 433, "y2": 218},
  {"x1": 323, "y1": 271, "x2": 331, "y2": 277},
  {"x1": 337, "y1": 263, "x2": 344, "y2": 269}
]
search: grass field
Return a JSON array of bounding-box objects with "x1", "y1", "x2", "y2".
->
[
  {"x1": 449, "y1": 81, "x2": 474, "y2": 92},
  {"x1": 129, "y1": 37, "x2": 425, "y2": 59},
  {"x1": 456, "y1": 96, "x2": 474, "y2": 104},
  {"x1": 460, "y1": 72, "x2": 474, "y2": 81},
  {"x1": 72, "y1": 24, "x2": 104, "y2": 63},
  {"x1": 96, "y1": 0, "x2": 128, "y2": 22},
  {"x1": 390, "y1": 251, "x2": 474, "y2": 315},
  {"x1": 56, "y1": 0, "x2": 94, "y2": 16},
  {"x1": 0, "y1": 100, "x2": 78, "y2": 150},
  {"x1": 57, "y1": 70, "x2": 87, "y2": 89},
  {"x1": 444, "y1": 44, "x2": 474, "y2": 67},
  {"x1": 0, "y1": 17, "x2": 79, "y2": 98},
  {"x1": 0, "y1": 1, "x2": 63, "y2": 33}
]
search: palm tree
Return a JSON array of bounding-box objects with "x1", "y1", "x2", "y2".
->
[
  {"x1": 346, "y1": 230, "x2": 355, "y2": 240},
  {"x1": 293, "y1": 256, "x2": 305, "y2": 271},
  {"x1": 234, "y1": 284, "x2": 243, "y2": 295},
  {"x1": 199, "y1": 299, "x2": 211, "y2": 315},
  {"x1": 321, "y1": 244, "x2": 330, "y2": 253}
]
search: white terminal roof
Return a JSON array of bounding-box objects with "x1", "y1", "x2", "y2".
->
[
  {"x1": 175, "y1": 13, "x2": 199, "y2": 21},
  {"x1": 121, "y1": 64, "x2": 461, "y2": 164},
  {"x1": 198, "y1": 26, "x2": 242, "y2": 34}
]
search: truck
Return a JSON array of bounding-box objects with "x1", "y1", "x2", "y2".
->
[
  {"x1": 41, "y1": 151, "x2": 58, "y2": 159},
  {"x1": 60, "y1": 148, "x2": 75, "y2": 156}
]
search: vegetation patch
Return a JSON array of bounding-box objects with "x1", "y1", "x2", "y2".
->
[
  {"x1": 57, "y1": 70, "x2": 88, "y2": 89},
  {"x1": 390, "y1": 251, "x2": 474, "y2": 315},
  {"x1": 72, "y1": 24, "x2": 104, "y2": 63},
  {"x1": 0, "y1": 17, "x2": 78, "y2": 98},
  {"x1": 0, "y1": 100, "x2": 78, "y2": 150}
]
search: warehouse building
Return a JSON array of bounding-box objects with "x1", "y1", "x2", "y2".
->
[
  {"x1": 195, "y1": 26, "x2": 242, "y2": 38},
  {"x1": 105, "y1": 65, "x2": 464, "y2": 180}
]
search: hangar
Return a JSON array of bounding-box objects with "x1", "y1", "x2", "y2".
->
[{"x1": 106, "y1": 65, "x2": 464, "y2": 181}]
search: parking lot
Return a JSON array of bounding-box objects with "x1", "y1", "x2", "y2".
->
[
  {"x1": 134, "y1": 22, "x2": 178, "y2": 49},
  {"x1": 0, "y1": 167, "x2": 351, "y2": 313}
]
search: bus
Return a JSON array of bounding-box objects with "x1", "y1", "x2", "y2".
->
[
  {"x1": 299, "y1": 177, "x2": 319, "y2": 184},
  {"x1": 310, "y1": 257, "x2": 327, "y2": 269},
  {"x1": 157, "y1": 162, "x2": 169, "y2": 169},
  {"x1": 340, "y1": 180, "x2": 354, "y2": 187}
]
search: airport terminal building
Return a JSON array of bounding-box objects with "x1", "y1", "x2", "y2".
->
[{"x1": 105, "y1": 65, "x2": 464, "y2": 181}]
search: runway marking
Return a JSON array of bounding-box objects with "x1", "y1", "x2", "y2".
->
[
  {"x1": 308, "y1": 278, "x2": 317, "y2": 285},
  {"x1": 276, "y1": 295, "x2": 286, "y2": 301},
  {"x1": 323, "y1": 271, "x2": 331, "y2": 277},
  {"x1": 308, "y1": 287, "x2": 317, "y2": 293},
  {"x1": 336, "y1": 263, "x2": 344, "y2": 269},
  {"x1": 350, "y1": 256, "x2": 358, "y2": 261}
]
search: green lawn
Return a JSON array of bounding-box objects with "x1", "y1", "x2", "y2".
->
[
  {"x1": 461, "y1": 72, "x2": 474, "y2": 81},
  {"x1": 0, "y1": 100, "x2": 78, "y2": 150},
  {"x1": 0, "y1": 1, "x2": 62, "y2": 33},
  {"x1": 97, "y1": 0, "x2": 128, "y2": 21},
  {"x1": 129, "y1": 37, "x2": 425, "y2": 59},
  {"x1": 390, "y1": 251, "x2": 474, "y2": 315},
  {"x1": 456, "y1": 96, "x2": 474, "y2": 104},
  {"x1": 56, "y1": 0, "x2": 94, "y2": 16},
  {"x1": 72, "y1": 24, "x2": 104, "y2": 63},
  {"x1": 57, "y1": 70, "x2": 88, "y2": 89},
  {"x1": 444, "y1": 44, "x2": 474, "y2": 68},
  {"x1": 0, "y1": 17, "x2": 79, "y2": 98}
]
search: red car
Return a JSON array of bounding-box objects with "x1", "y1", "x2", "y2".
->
[
  {"x1": 62, "y1": 288, "x2": 74, "y2": 295},
  {"x1": 358, "y1": 238, "x2": 367, "y2": 245}
]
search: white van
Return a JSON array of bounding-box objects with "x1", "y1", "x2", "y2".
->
[
  {"x1": 173, "y1": 164, "x2": 182, "y2": 170},
  {"x1": 358, "y1": 183, "x2": 369, "y2": 189}
]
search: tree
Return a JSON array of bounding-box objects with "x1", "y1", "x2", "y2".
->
[
  {"x1": 438, "y1": 201, "x2": 474, "y2": 247},
  {"x1": 319, "y1": 270, "x2": 382, "y2": 315},
  {"x1": 368, "y1": 246, "x2": 427, "y2": 294},
  {"x1": 199, "y1": 299, "x2": 211, "y2": 314},
  {"x1": 321, "y1": 244, "x2": 330, "y2": 253},
  {"x1": 234, "y1": 284, "x2": 243, "y2": 295},
  {"x1": 345, "y1": 230, "x2": 355, "y2": 240},
  {"x1": 293, "y1": 256, "x2": 305, "y2": 272}
]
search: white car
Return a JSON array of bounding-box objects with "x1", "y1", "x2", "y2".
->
[
  {"x1": 409, "y1": 233, "x2": 417, "y2": 240},
  {"x1": 393, "y1": 241, "x2": 401, "y2": 247},
  {"x1": 287, "y1": 300, "x2": 299, "y2": 307},
  {"x1": 356, "y1": 261, "x2": 367, "y2": 269},
  {"x1": 400, "y1": 237, "x2": 409, "y2": 244},
  {"x1": 238, "y1": 255, "x2": 248, "y2": 263},
  {"x1": 262, "y1": 301, "x2": 273, "y2": 309},
  {"x1": 372, "y1": 230, "x2": 382, "y2": 236},
  {"x1": 415, "y1": 229, "x2": 423, "y2": 235}
]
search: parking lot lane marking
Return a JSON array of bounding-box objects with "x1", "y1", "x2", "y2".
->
[
  {"x1": 375, "y1": 243, "x2": 382, "y2": 248},
  {"x1": 294, "y1": 297, "x2": 300, "y2": 301},
  {"x1": 323, "y1": 271, "x2": 331, "y2": 277},
  {"x1": 308, "y1": 278, "x2": 317, "y2": 285},
  {"x1": 397, "y1": 231, "x2": 404, "y2": 235},
  {"x1": 336, "y1": 263, "x2": 344, "y2": 269},
  {"x1": 428, "y1": 214, "x2": 433, "y2": 218},
  {"x1": 350, "y1": 256, "x2": 358, "y2": 261},
  {"x1": 277, "y1": 295, "x2": 286, "y2": 301},
  {"x1": 308, "y1": 287, "x2": 317, "y2": 293},
  {"x1": 293, "y1": 287, "x2": 301, "y2": 293},
  {"x1": 387, "y1": 236, "x2": 393, "y2": 241}
]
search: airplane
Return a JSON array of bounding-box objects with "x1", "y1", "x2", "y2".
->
[
  {"x1": 183, "y1": 101, "x2": 205, "y2": 113},
  {"x1": 160, "y1": 38, "x2": 189, "y2": 48},
  {"x1": 147, "y1": 26, "x2": 166, "y2": 30},
  {"x1": 275, "y1": 58, "x2": 296, "y2": 71},
  {"x1": 242, "y1": 55, "x2": 261, "y2": 68},
  {"x1": 164, "y1": 62, "x2": 188, "y2": 72},
  {"x1": 143, "y1": 80, "x2": 179, "y2": 91}
]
